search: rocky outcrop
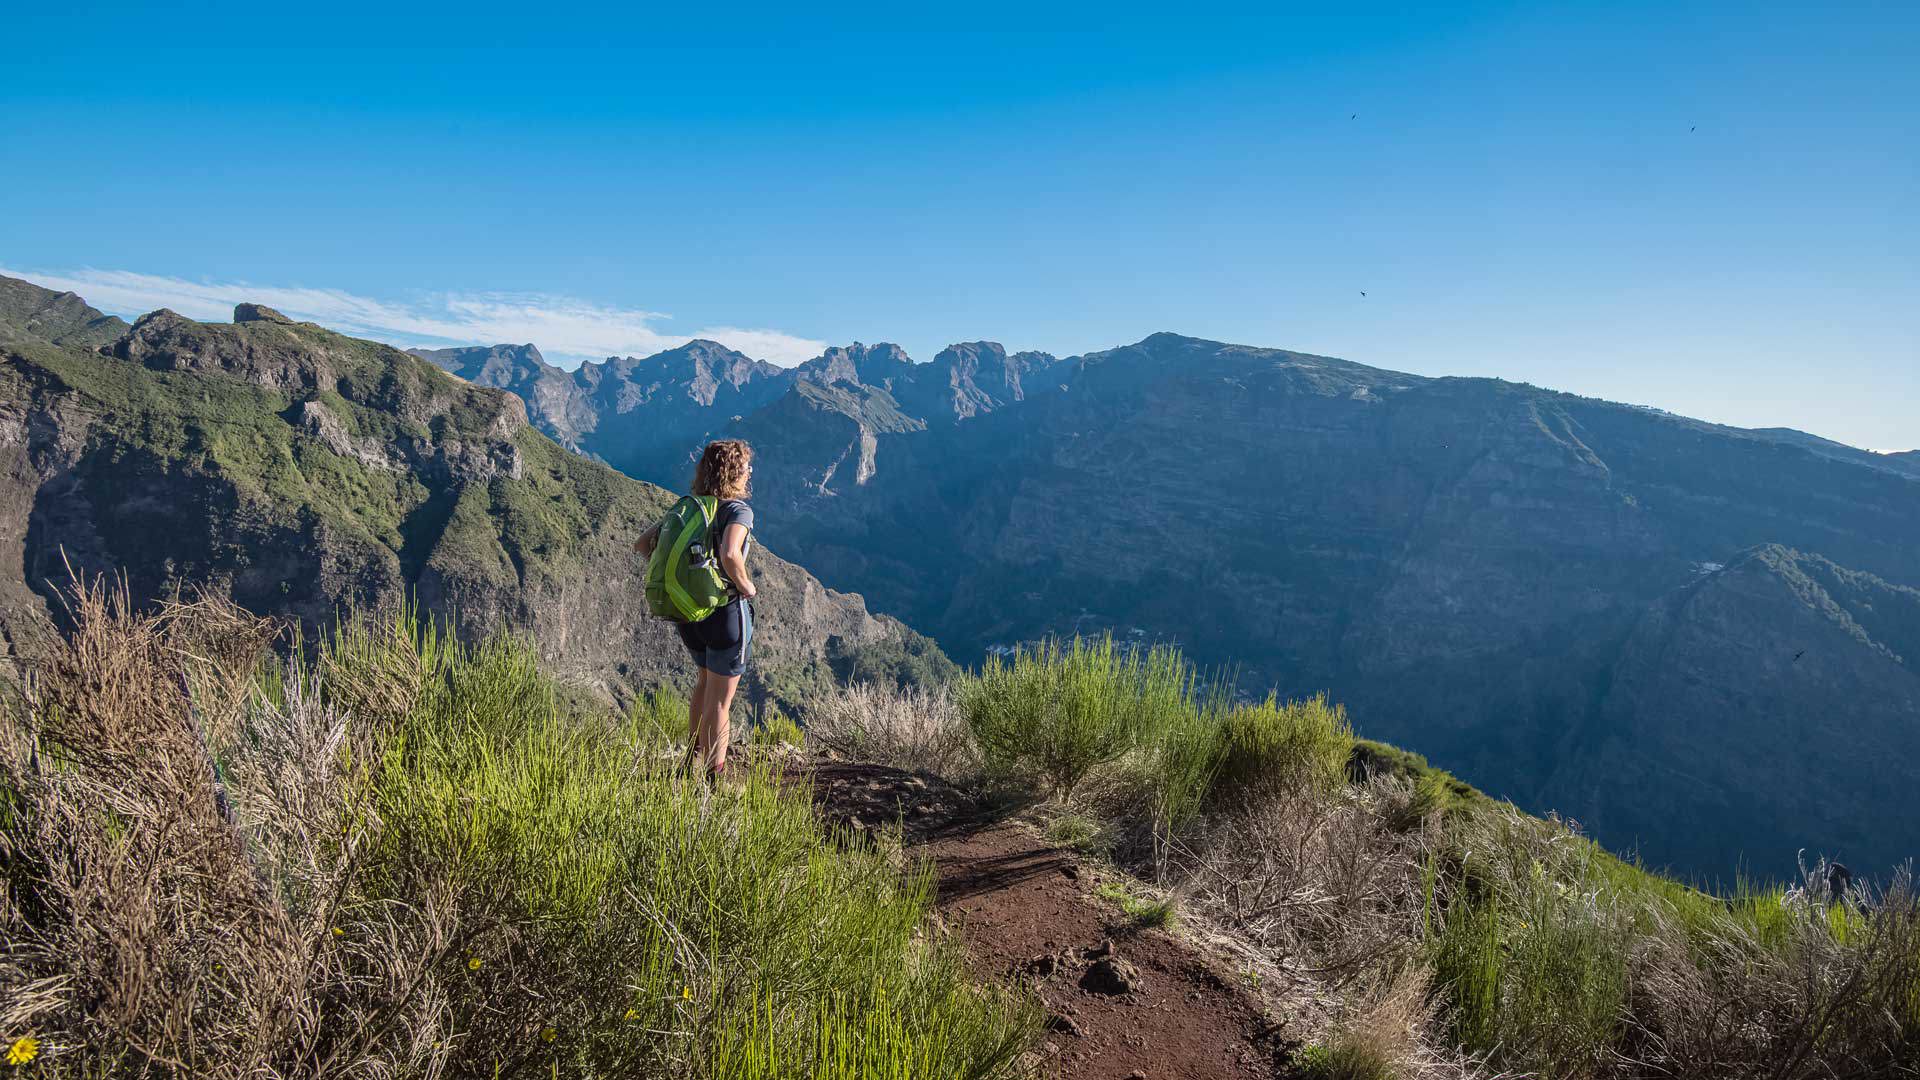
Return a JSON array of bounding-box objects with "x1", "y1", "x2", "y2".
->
[
  {"x1": 413, "y1": 338, "x2": 795, "y2": 486},
  {"x1": 233, "y1": 302, "x2": 294, "y2": 324}
]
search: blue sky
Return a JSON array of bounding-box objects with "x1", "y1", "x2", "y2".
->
[{"x1": 3, "y1": 2, "x2": 1915, "y2": 449}]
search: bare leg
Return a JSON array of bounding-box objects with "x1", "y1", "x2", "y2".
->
[
  {"x1": 701, "y1": 672, "x2": 743, "y2": 773},
  {"x1": 687, "y1": 668, "x2": 710, "y2": 757}
]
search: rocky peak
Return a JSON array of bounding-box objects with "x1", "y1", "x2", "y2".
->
[
  {"x1": 796, "y1": 342, "x2": 915, "y2": 390},
  {"x1": 591, "y1": 339, "x2": 787, "y2": 407},
  {"x1": 925, "y1": 341, "x2": 1025, "y2": 420},
  {"x1": 410, "y1": 343, "x2": 552, "y2": 385},
  {"x1": 233, "y1": 302, "x2": 295, "y2": 324}
]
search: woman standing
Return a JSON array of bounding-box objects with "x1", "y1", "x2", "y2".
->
[{"x1": 636, "y1": 440, "x2": 757, "y2": 777}]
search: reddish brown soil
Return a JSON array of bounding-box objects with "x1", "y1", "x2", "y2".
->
[{"x1": 807, "y1": 760, "x2": 1291, "y2": 1080}]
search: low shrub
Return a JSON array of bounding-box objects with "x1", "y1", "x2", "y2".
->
[
  {"x1": 1298, "y1": 969, "x2": 1435, "y2": 1080},
  {"x1": 1044, "y1": 810, "x2": 1114, "y2": 857},
  {"x1": 1096, "y1": 880, "x2": 1179, "y2": 929},
  {"x1": 959, "y1": 636, "x2": 1190, "y2": 798},
  {"x1": 1212, "y1": 692, "x2": 1354, "y2": 804}
]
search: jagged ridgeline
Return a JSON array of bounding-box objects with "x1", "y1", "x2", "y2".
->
[{"x1": 0, "y1": 275, "x2": 947, "y2": 704}]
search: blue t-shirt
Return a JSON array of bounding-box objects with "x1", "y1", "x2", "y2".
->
[{"x1": 713, "y1": 499, "x2": 754, "y2": 548}]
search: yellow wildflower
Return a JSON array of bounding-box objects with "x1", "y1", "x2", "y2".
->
[
  {"x1": 467, "y1": 957, "x2": 482, "y2": 971},
  {"x1": 680, "y1": 986, "x2": 693, "y2": 1001},
  {"x1": 6, "y1": 1037, "x2": 39, "y2": 1066},
  {"x1": 540, "y1": 1027, "x2": 557, "y2": 1043},
  {"x1": 623, "y1": 1008, "x2": 639, "y2": 1021},
  {"x1": 331, "y1": 927, "x2": 344, "y2": 938}
]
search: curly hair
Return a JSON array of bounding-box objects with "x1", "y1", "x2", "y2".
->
[{"x1": 691, "y1": 440, "x2": 753, "y2": 500}]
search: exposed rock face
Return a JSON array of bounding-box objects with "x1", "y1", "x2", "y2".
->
[
  {"x1": 411, "y1": 338, "x2": 794, "y2": 486},
  {"x1": 0, "y1": 274, "x2": 935, "y2": 706},
  {"x1": 411, "y1": 337, "x2": 1071, "y2": 501},
  {"x1": 232, "y1": 302, "x2": 294, "y2": 324},
  {"x1": 904, "y1": 341, "x2": 1062, "y2": 422},
  {"x1": 410, "y1": 343, "x2": 601, "y2": 454}
]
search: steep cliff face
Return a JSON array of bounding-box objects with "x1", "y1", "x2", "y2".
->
[
  {"x1": 1564, "y1": 547, "x2": 1920, "y2": 875},
  {"x1": 408, "y1": 343, "x2": 600, "y2": 454},
  {"x1": 888, "y1": 342, "x2": 1065, "y2": 423},
  {"x1": 0, "y1": 276, "x2": 935, "y2": 705},
  {"x1": 412, "y1": 336, "x2": 1074, "y2": 502}
]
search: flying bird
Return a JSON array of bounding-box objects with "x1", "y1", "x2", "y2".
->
[
  {"x1": 1793, "y1": 650, "x2": 1806, "y2": 662},
  {"x1": 1690, "y1": 125, "x2": 1696, "y2": 132},
  {"x1": 1350, "y1": 113, "x2": 1357, "y2": 119},
  {"x1": 1360, "y1": 291, "x2": 1367, "y2": 297}
]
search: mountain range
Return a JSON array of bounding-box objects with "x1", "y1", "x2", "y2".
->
[
  {"x1": 417, "y1": 328, "x2": 1920, "y2": 880},
  {"x1": 0, "y1": 275, "x2": 945, "y2": 713}
]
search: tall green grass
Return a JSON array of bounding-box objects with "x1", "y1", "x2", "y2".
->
[
  {"x1": 959, "y1": 636, "x2": 1192, "y2": 798},
  {"x1": 334, "y1": 613, "x2": 1040, "y2": 1077},
  {"x1": 626, "y1": 684, "x2": 691, "y2": 747}
]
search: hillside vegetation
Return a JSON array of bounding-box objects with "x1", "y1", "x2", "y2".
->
[
  {"x1": 0, "y1": 583, "x2": 1035, "y2": 1077},
  {"x1": 5, "y1": 588, "x2": 1916, "y2": 1077},
  {"x1": 815, "y1": 636, "x2": 1920, "y2": 1080}
]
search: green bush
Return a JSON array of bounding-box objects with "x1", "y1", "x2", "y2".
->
[
  {"x1": 1213, "y1": 693, "x2": 1354, "y2": 804},
  {"x1": 1137, "y1": 689, "x2": 1228, "y2": 834},
  {"x1": 958, "y1": 636, "x2": 1190, "y2": 798},
  {"x1": 1044, "y1": 810, "x2": 1114, "y2": 856},
  {"x1": 1297, "y1": 1040, "x2": 1395, "y2": 1080}
]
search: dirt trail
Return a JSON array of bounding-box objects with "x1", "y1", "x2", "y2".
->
[{"x1": 807, "y1": 761, "x2": 1289, "y2": 1080}]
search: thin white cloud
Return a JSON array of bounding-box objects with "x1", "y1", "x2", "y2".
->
[{"x1": 0, "y1": 266, "x2": 827, "y2": 367}]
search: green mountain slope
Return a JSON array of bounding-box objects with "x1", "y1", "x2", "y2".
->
[{"x1": 0, "y1": 276, "x2": 941, "y2": 704}]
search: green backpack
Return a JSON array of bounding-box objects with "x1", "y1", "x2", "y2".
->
[{"x1": 644, "y1": 496, "x2": 746, "y2": 623}]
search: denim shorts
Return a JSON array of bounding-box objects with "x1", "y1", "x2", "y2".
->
[{"x1": 675, "y1": 598, "x2": 753, "y2": 677}]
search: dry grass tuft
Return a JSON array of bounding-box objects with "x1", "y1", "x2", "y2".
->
[
  {"x1": 806, "y1": 680, "x2": 981, "y2": 781},
  {"x1": 1177, "y1": 777, "x2": 1437, "y2": 995},
  {"x1": 0, "y1": 575, "x2": 448, "y2": 1076}
]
